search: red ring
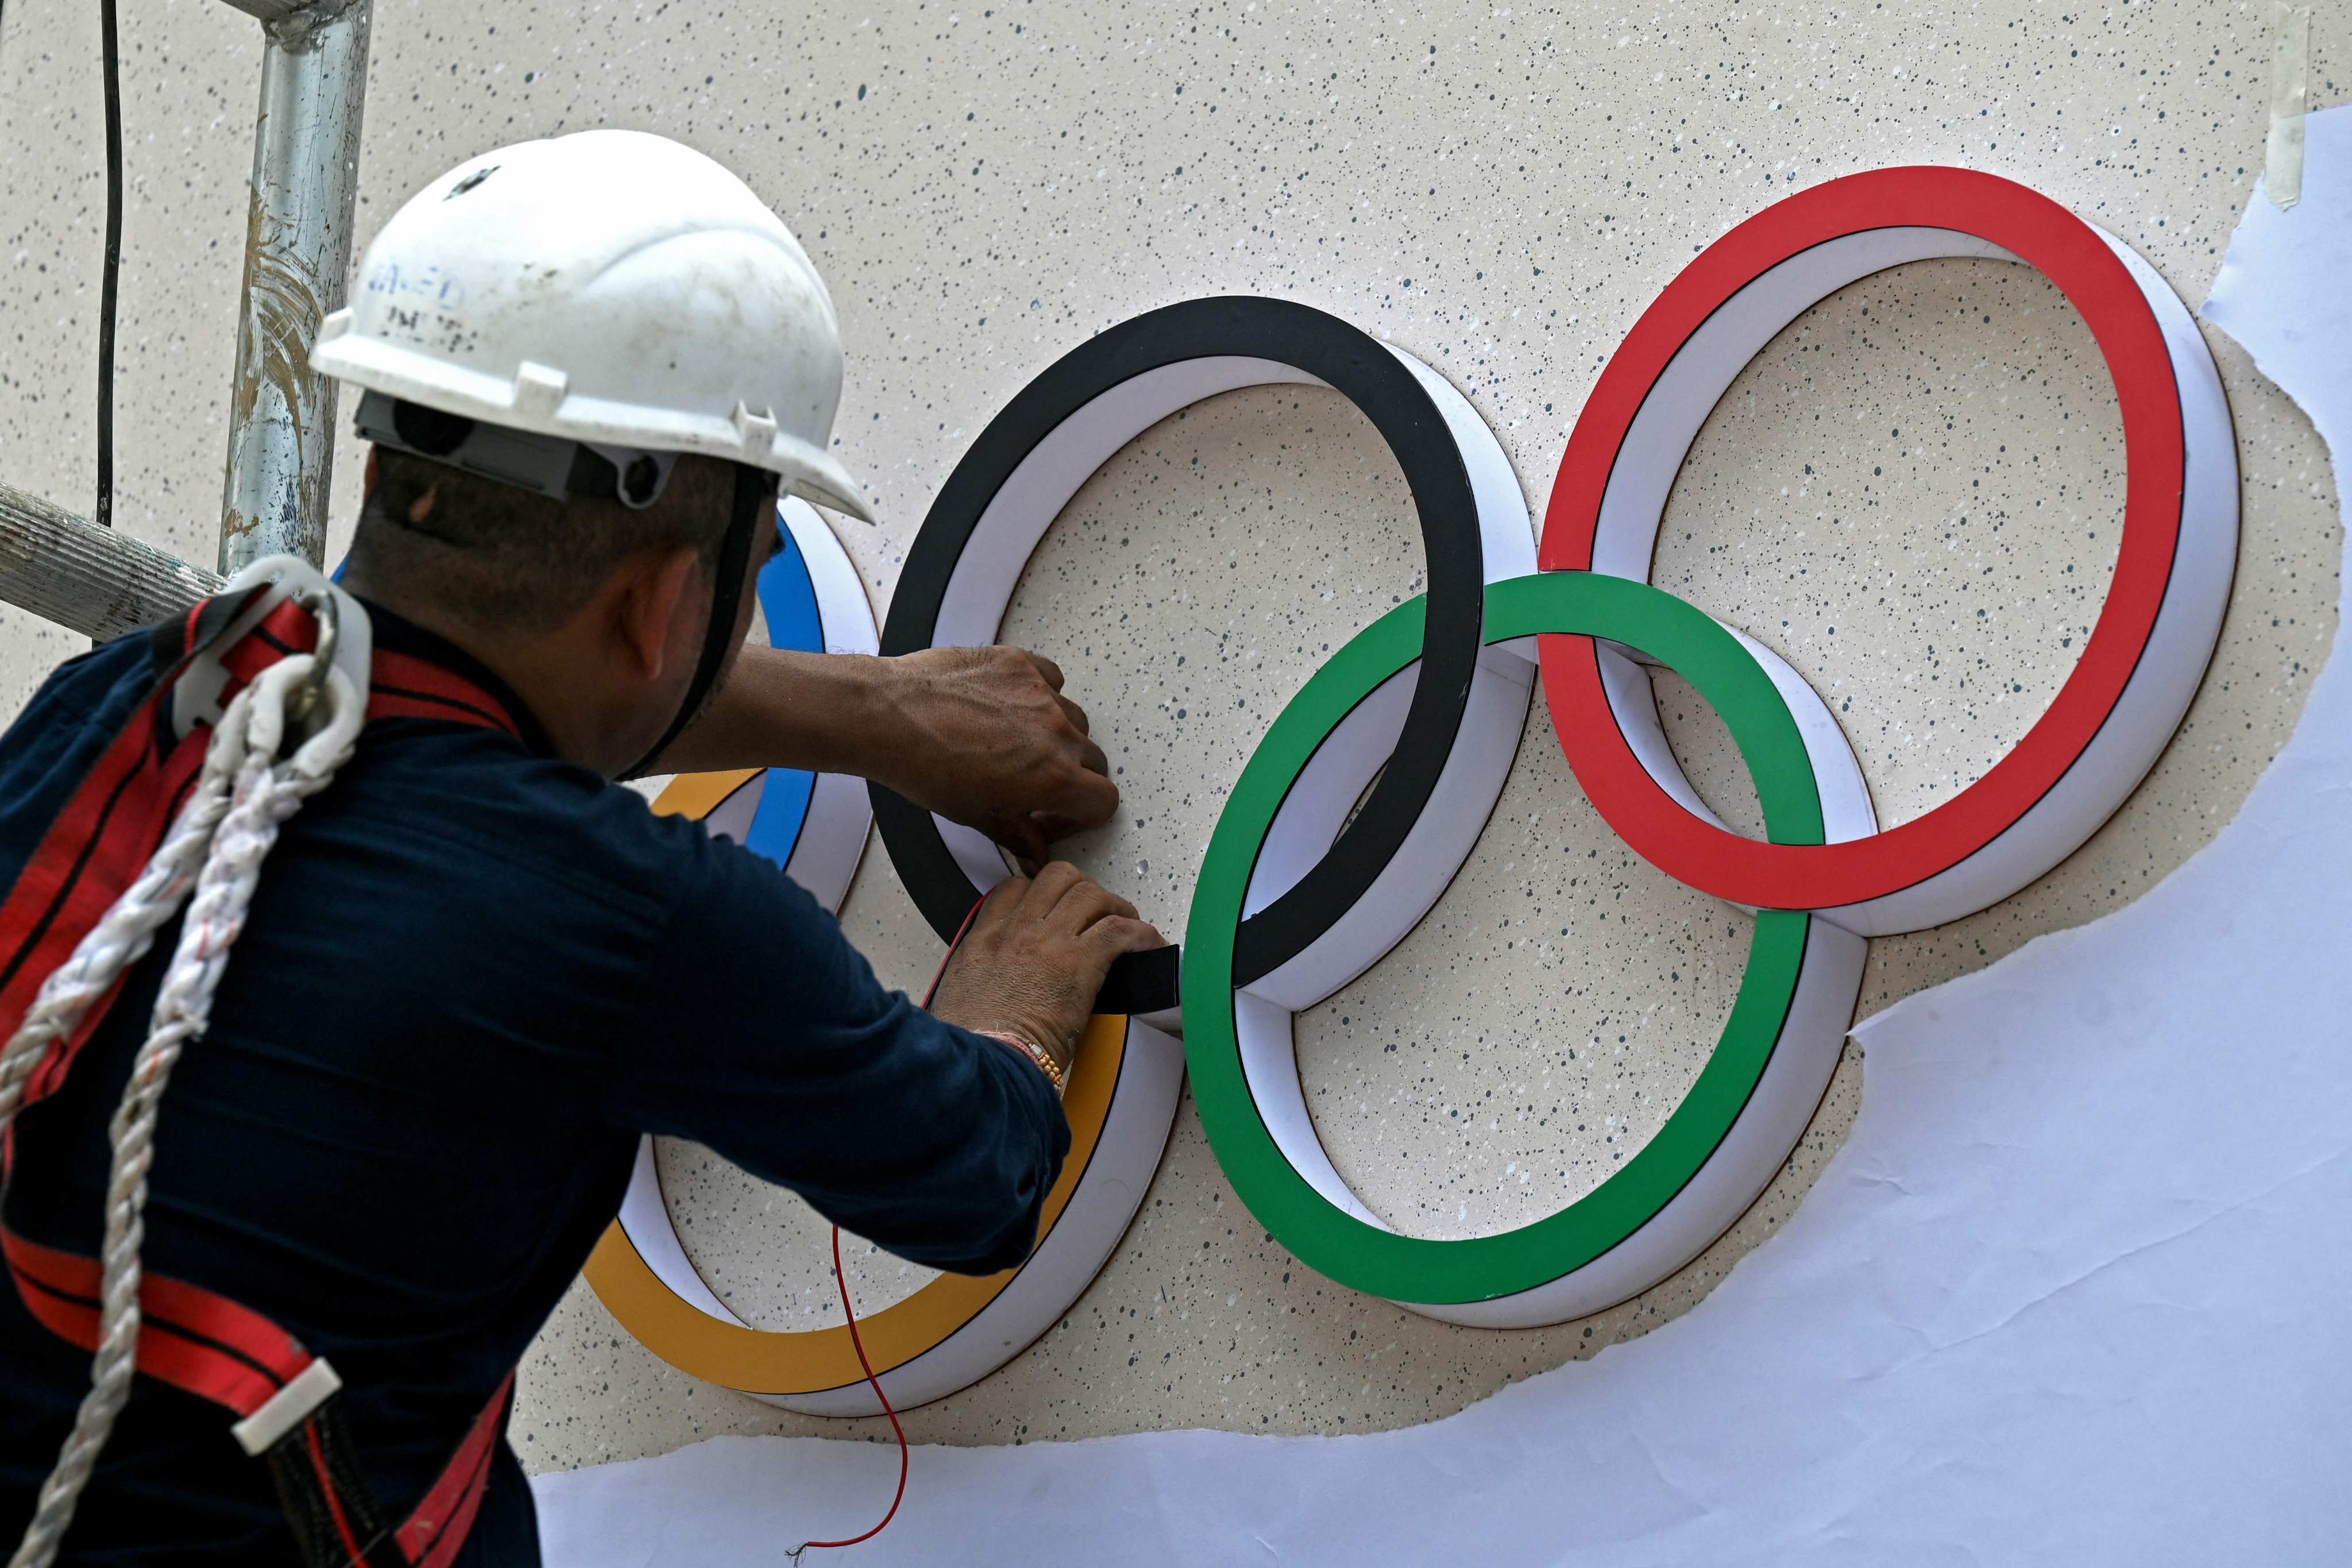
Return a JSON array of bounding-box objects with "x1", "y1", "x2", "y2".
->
[{"x1": 1536, "y1": 166, "x2": 2184, "y2": 914}]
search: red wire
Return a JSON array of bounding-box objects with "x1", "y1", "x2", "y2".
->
[
  {"x1": 792, "y1": 1226, "x2": 912, "y2": 1554},
  {"x1": 919, "y1": 890, "x2": 992, "y2": 1009},
  {"x1": 793, "y1": 890, "x2": 989, "y2": 1556}
]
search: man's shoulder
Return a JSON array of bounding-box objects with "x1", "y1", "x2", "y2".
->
[
  {"x1": 0, "y1": 631, "x2": 177, "y2": 871},
  {"x1": 319, "y1": 734, "x2": 860, "y2": 1026},
  {"x1": 320, "y1": 723, "x2": 732, "y2": 919}
]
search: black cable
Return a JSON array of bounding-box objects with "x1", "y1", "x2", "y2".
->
[{"x1": 94, "y1": 0, "x2": 123, "y2": 528}]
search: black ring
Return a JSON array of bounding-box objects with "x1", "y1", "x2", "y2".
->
[{"x1": 872, "y1": 297, "x2": 1489, "y2": 1014}]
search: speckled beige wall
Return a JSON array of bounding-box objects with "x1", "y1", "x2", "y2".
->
[{"x1": 2, "y1": 0, "x2": 2341, "y2": 1469}]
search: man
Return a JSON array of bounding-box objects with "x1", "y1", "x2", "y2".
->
[{"x1": 0, "y1": 129, "x2": 1158, "y2": 1563}]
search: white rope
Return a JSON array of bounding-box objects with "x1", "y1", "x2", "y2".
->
[{"x1": 1, "y1": 648, "x2": 364, "y2": 1568}]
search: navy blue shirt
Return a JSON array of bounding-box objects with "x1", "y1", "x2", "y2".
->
[{"x1": 0, "y1": 605, "x2": 1068, "y2": 1563}]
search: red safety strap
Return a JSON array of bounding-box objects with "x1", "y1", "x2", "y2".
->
[
  {"x1": 3, "y1": 1225, "x2": 313, "y2": 1413},
  {"x1": 0, "y1": 591, "x2": 527, "y2": 1566},
  {"x1": 395, "y1": 1372, "x2": 515, "y2": 1568}
]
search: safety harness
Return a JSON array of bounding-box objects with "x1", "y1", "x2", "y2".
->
[{"x1": 0, "y1": 563, "x2": 524, "y2": 1568}]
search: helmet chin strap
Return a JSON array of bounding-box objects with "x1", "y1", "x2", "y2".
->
[{"x1": 624, "y1": 463, "x2": 766, "y2": 779}]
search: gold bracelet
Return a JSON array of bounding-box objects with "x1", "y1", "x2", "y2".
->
[{"x1": 976, "y1": 1029, "x2": 1066, "y2": 1096}]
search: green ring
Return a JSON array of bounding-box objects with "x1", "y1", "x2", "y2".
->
[{"x1": 1181, "y1": 571, "x2": 1830, "y2": 1304}]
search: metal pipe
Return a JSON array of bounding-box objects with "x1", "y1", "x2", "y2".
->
[
  {"x1": 0, "y1": 481, "x2": 223, "y2": 642},
  {"x1": 217, "y1": 0, "x2": 372, "y2": 574}
]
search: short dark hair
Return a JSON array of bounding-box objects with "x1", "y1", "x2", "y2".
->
[{"x1": 347, "y1": 445, "x2": 750, "y2": 632}]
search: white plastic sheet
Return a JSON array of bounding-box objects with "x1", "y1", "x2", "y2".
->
[{"x1": 534, "y1": 111, "x2": 2352, "y2": 1566}]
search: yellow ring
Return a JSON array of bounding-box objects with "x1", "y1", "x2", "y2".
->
[
  {"x1": 585, "y1": 1013, "x2": 1123, "y2": 1395},
  {"x1": 584, "y1": 771, "x2": 1131, "y2": 1397}
]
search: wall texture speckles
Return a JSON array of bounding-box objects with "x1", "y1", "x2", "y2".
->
[{"x1": 1, "y1": 0, "x2": 2341, "y2": 1468}]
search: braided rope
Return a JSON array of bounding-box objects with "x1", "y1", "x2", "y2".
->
[{"x1": 2, "y1": 652, "x2": 361, "y2": 1568}]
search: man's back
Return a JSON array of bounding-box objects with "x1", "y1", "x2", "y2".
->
[{"x1": 0, "y1": 607, "x2": 1068, "y2": 1563}]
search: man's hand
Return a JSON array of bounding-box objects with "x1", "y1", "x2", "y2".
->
[
  {"x1": 870, "y1": 648, "x2": 1115, "y2": 862},
  {"x1": 926, "y1": 864, "x2": 1164, "y2": 1076},
  {"x1": 643, "y1": 643, "x2": 1118, "y2": 859}
]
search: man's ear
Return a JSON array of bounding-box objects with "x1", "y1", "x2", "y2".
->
[{"x1": 609, "y1": 547, "x2": 703, "y2": 683}]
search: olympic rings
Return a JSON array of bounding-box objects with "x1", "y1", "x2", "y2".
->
[
  {"x1": 588, "y1": 166, "x2": 2241, "y2": 1386},
  {"x1": 1539, "y1": 166, "x2": 2239, "y2": 935},
  {"x1": 871, "y1": 296, "x2": 1536, "y2": 1015},
  {"x1": 1184, "y1": 572, "x2": 1870, "y2": 1320}
]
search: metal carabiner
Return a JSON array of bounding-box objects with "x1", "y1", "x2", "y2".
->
[{"x1": 287, "y1": 587, "x2": 339, "y2": 733}]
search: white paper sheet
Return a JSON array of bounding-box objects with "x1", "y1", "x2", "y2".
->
[{"x1": 532, "y1": 111, "x2": 2352, "y2": 1566}]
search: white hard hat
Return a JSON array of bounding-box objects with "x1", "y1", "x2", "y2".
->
[{"x1": 316, "y1": 128, "x2": 872, "y2": 522}]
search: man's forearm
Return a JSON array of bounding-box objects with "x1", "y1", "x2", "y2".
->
[
  {"x1": 641, "y1": 642, "x2": 1119, "y2": 857},
  {"x1": 645, "y1": 644, "x2": 893, "y2": 778}
]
